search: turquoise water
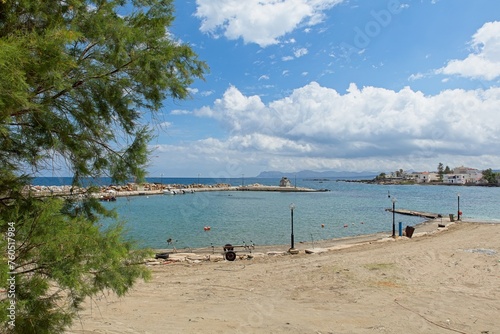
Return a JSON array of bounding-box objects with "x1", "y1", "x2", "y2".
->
[{"x1": 95, "y1": 178, "x2": 500, "y2": 249}]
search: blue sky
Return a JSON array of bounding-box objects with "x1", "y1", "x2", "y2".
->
[{"x1": 147, "y1": 0, "x2": 500, "y2": 178}]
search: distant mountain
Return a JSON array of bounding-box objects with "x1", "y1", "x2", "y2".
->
[{"x1": 256, "y1": 170, "x2": 377, "y2": 179}]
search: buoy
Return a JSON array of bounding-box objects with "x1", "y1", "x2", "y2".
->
[
  {"x1": 361, "y1": 221, "x2": 364, "y2": 224},
  {"x1": 203, "y1": 226, "x2": 211, "y2": 231},
  {"x1": 321, "y1": 224, "x2": 325, "y2": 228},
  {"x1": 343, "y1": 224, "x2": 348, "y2": 228}
]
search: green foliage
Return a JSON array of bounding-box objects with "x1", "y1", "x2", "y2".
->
[
  {"x1": 482, "y1": 168, "x2": 498, "y2": 184},
  {"x1": 0, "y1": 0, "x2": 208, "y2": 184},
  {"x1": 0, "y1": 197, "x2": 152, "y2": 333},
  {"x1": 0, "y1": 0, "x2": 207, "y2": 332},
  {"x1": 437, "y1": 162, "x2": 444, "y2": 181}
]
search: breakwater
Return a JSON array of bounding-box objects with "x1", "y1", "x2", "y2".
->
[{"x1": 24, "y1": 182, "x2": 327, "y2": 199}]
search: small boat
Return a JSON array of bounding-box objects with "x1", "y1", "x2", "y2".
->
[{"x1": 155, "y1": 252, "x2": 170, "y2": 259}]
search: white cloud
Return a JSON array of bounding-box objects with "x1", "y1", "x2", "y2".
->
[
  {"x1": 170, "y1": 109, "x2": 191, "y2": 115},
  {"x1": 282, "y1": 56, "x2": 294, "y2": 61},
  {"x1": 171, "y1": 82, "x2": 500, "y2": 175},
  {"x1": 408, "y1": 73, "x2": 424, "y2": 81},
  {"x1": 159, "y1": 121, "x2": 172, "y2": 128},
  {"x1": 437, "y1": 21, "x2": 500, "y2": 80},
  {"x1": 259, "y1": 75, "x2": 270, "y2": 81},
  {"x1": 194, "y1": 85, "x2": 267, "y2": 132},
  {"x1": 194, "y1": 0, "x2": 345, "y2": 47},
  {"x1": 294, "y1": 47, "x2": 309, "y2": 58},
  {"x1": 201, "y1": 90, "x2": 214, "y2": 97}
]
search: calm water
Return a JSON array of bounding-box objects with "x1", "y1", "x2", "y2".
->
[{"x1": 74, "y1": 177, "x2": 500, "y2": 250}]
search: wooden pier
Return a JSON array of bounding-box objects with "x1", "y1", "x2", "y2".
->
[{"x1": 385, "y1": 208, "x2": 441, "y2": 219}]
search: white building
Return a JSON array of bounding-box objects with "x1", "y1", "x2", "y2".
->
[
  {"x1": 414, "y1": 172, "x2": 439, "y2": 183},
  {"x1": 443, "y1": 166, "x2": 483, "y2": 184},
  {"x1": 279, "y1": 177, "x2": 292, "y2": 187},
  {"x1": 443, "y1": 174, "x2": 466, "y2": 184}
]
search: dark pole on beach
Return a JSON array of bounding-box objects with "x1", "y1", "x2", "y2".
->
[
  {"x1": 457, "y1": 193, "x2": 460, "y2": 221},
  {"x1": 289, "y1": 203, "x2": 295, "y2": 250},
  {"x1": 392, "y1": 198, "x2": 397, "y2": 238}
]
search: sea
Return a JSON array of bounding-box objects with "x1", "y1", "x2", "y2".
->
[{"x1": 33, "y1": 177, "x2": 500, "y2": 250}]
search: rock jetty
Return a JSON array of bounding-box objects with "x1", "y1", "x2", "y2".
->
[{"x1": 24, "y1": 182, "x2": 327, "y2": 199}]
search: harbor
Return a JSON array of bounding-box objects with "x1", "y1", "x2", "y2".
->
[
  {"x1": 26, "y1": 176, "x2": 328, "y2": 199},
  {"x1": 25, "y1": 177, "x2": 499, "y2": 249}
]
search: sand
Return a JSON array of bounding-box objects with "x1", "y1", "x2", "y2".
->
[{"x1": 67, "y1": 221, "x2": 500, "y2": 334}]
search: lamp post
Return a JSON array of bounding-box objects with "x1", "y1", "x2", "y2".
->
[
  {"x1": 457, "y1": 193, "x2": 460, "y2": 221},
  {"x1": 392, "y1": 198, "x2": 397, "y2": 238},
  {"x1": 289, "y1": 203, "x2": 296, "y2": 252}
]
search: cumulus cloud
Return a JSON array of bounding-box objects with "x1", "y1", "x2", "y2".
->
[
  {"x1": 294, "y1": 47, "x2": 309, "y2": 57},
  {"x1": 169, "y1": 81, "x2": 500, "y2": 175},
  {"x1": 437, "y1": 21, "x2": 500, "y2": 80},
  {"x1": 194, "y1": 0, "x2": 345, "y2": 47},
  {"x1": 170, "y1": 109, "x2": 191, "y2": 115},
  {"x1": 159, "y1": 121, "x2": 172, "y2": 128},
  {"x1": 201, "y1": 90, "x2": 215, "y2": 97}
]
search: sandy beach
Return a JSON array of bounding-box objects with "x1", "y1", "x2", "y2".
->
[{"x1": 67, "y1": 220, "x2": 500, "y2": 334}]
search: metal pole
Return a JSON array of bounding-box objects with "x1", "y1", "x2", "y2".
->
[
  {"x1": 457, "y1": 193, "x2": 460, "y2": 221},
  {"x1": 291, "y1": 207, "x2": 295, "y2": 249},
  {"x1": 392, "y1": 200, "x2": 396, "y2": 238}
]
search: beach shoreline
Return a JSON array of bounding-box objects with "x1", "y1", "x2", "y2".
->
[
  {"x1": 149, "y1": 216, "x2": 462, "y2": 258},
  {"x1": 68, "y1": 219, "x2": 500, "y2": 333}
]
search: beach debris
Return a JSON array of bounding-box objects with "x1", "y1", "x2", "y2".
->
[
  {"x1": 247, "y1": 252, "x2": 266, "y2": 259},
  {"x1": 155, "y1": 252, "x2": 170, "y2": 260},
  {"x1": 463, "y1": 248, "x2": 497, "y2": 256},
  {"x1": 146, "y1": 261, "x2": 162, "y2": 266},
  {"x1": 168, "y1": 253, "x2": 198, "y2": 262},
  {"x1": 266, "y1": 251, "x2": 286, "y2": 256},
  {"x1": 208, "y1": 254, "x2": 225, "y2": 262},
  {"x1": 305, "y1": 248, "x2": 328, "y2": 254}
]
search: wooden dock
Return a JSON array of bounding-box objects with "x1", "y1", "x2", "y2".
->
[{"x1": 385, "y1": 208, "x2": 441, "y2": 219}]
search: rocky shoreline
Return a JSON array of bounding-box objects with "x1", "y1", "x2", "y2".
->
[{"x1": 24, "y1": 182, "x2": 327, "y2": 199}]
